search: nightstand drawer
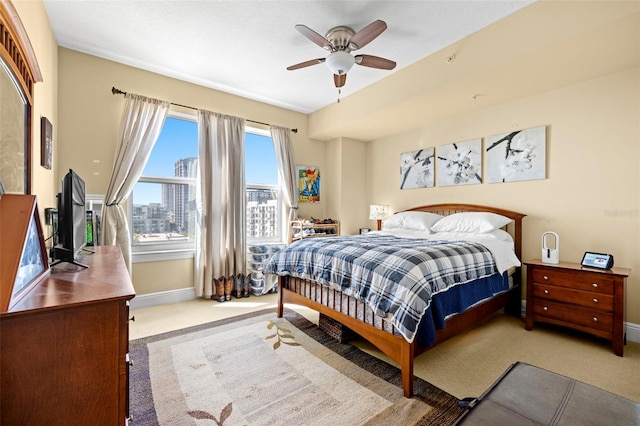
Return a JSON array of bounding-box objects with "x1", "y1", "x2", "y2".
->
[
  {"x1": 532, "y1": 284, "x2": 614, "y2": 311},
  {"x1": 531, "y1": 268, "x2": 613, "y2": 294},
  {"x1": 533, "y1": 300, "x2": 613, "y2": 332}
]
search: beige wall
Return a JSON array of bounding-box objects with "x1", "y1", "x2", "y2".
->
[
  {"x1": 323, "y1": 137, "x2": 368, "y2": 235},
  {"x1": 54, "y1": 48, "x2": 330, "y2": 295},
  {"x1": 362, "y1": 67, "x2": 640, "y2": 323},
  {"x1": 12, "y1": 0, "x2": 58, "y2": 222}
]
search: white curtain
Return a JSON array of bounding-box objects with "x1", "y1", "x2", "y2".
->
[
  {"x1": 101, "y1": 93, "x2": 170, "y2": 273},
  {"x1": 270, "y1": 125, "x2": 298, "y2": 242},
  {"x1": 194, "y1": 110, "x2": 246, "y2": 298}
]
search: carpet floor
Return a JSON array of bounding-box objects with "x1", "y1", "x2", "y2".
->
[{"x1": 130, "y1": 308, "x2": 465, "y2": 425}]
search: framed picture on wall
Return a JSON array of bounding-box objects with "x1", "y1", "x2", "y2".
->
[
  {"x1": 297, "y1": 166, "x2": 320, "y2": 203},
  {"x1": 40, "y1": 117, "x2": 52, "y2": 170},
  {"x1": 400, "y1": 148, "x2": 435, "y2": 189}
]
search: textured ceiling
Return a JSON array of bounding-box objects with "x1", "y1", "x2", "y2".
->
[{"x1": 43, "y1": 0, "x2": 536, "y2": 114}]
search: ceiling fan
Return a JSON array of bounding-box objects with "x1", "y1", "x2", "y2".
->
[{"x1": 287, "y1": 19, "x2": 396, "y2": 91}]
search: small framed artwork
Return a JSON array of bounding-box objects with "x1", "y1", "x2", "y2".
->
[
  {"x1": 40, "y1": 117, "x2": 52, "y2": 170},
  {"x1": 297, "y1": 166, "x2": 320, "y2": 203},
  {"x1": 580, "y1": 252, "x2": 614, "y2": 270}
]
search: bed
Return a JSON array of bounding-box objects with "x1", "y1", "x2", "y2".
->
[{"x1": 265, "y1": 203, "x2": 526, "y2": 398}]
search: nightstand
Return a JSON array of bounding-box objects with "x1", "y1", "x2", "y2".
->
[{"x1": 524, "y1": 259, "x2": 631, "y2": 356}]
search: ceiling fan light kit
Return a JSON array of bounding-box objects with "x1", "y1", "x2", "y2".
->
[
  {"x1": 288, "y1": 19, "x2": 396, "y2": 96},
  {"x1": 326, "y1": 51, "x2": 355, "y2": 75}
]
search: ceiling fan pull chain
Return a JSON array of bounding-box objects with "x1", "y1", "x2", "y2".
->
[{"x1": 337, "y1": 88, "x2": 341, "y2": 103}]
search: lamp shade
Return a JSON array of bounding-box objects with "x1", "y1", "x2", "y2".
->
[
  {"x1": 369, "y1": 204, "x2": 390, "y2": 220},
  {"x1": 326, "y1": 51, "x2": 355, "y2": 75}
]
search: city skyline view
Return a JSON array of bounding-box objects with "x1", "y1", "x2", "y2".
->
[{"x1": 132, "y1": 116, "x2": 282, "y2": 241}]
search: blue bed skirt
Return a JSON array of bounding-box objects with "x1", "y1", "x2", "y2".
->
[{"x1": 415, "y1": 272, "x2": 511, "y2": 347}]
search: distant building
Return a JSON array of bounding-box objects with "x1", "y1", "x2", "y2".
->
[
  {"x1": 247, "y1": 188, "x2": 279, "y2": 239},
  {"x1": 172, "y1": 157, "x2": 197, "y2": 232},
  {"x1": 134, "y1": 158, "x2": 280, "y2": 242}
]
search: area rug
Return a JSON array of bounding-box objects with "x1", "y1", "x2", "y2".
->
[{"x1": 130, "y1": 309, "x2": 465, "y2": 425}]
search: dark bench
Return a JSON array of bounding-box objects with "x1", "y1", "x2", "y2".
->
[{"x1": 455, "y1": 362, "x2": 639, "y2": 425}]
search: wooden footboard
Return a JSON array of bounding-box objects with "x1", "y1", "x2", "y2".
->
[{"x1": 277, "y1": 275, "x2": 521, "y2": 398}]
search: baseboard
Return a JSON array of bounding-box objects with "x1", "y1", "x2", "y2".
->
[
  {"x1": 521, "y1": 300, "x2": 640, "y2": 344},
  {"x1": 130, "y1": 287, "x2": 196, "y2": 310},
  {"x1": 626, "y1": 321, "x2": 640, "y2": 344}
]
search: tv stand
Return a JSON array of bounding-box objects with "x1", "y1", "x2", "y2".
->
[
  {"x1": 51, "y1": 245, "x2": 91, "y2": 268},
  {"x1": 49, "y1": 258, "x2": 90, "y2": 269},
  {"x1": 1, "y1": 246, "x2": 135, "y2": 424}
]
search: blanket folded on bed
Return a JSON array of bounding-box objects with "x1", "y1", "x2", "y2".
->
[{"x1": 263, "y1": 234, "x2": 497, "y2": 343}]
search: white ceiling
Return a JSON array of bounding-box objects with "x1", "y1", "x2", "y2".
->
[{"x1": 43, "y1": 0, "x2": 536, "y2": 114}]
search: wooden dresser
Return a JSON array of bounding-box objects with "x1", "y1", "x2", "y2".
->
[
  {"x1": 524, "y1": 259, "x2": 630, "y2": 356},
  {"x1": 0, "y1": 246, "x2": 136, "y2": 425}
]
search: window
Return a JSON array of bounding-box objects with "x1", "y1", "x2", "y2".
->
[
  {"x1": 130, "y1": 112, "x2": 283, "y2": 262},
  {"x1": 246, "y1": 129, "x2": 282, "y2": 243},
  {"x1": 130, "y1": 113, "x2": 198, "y2": 261}
]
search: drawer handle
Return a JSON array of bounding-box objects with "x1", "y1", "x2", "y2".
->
[
  {"x1": 593, "y1": 317, "x2": 598, "y2": 322},
  {"x1": 592, "y1": 283, "x2": 598, "y2": 288},
  {"x1": 544, "y1": 289, "x2": 549, "y2": 294},
  {"x1": 593, "y1": 298, "x2": 598, "y2": 304},
  {"x1": 543, "y1": 306, "x2": 548, "y2": 311},
  {"x1": 543, "y1": 275, "x2": 549, "y2": 280}
]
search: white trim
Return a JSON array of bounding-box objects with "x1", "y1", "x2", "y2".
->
[
  {"x1": 132, "y1": 248, "x2": 194, "y2": 263},
  {"x1": 130, "y1": 287, "x2": 197, "y2": 310},
  {"x1": 626, "y1": 321, "x2": 640, "y2": 344}
]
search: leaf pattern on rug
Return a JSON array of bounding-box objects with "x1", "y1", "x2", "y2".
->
[
  {"x1": 187, "y1": 402, "x2": 232, "y2": 425},
  {"x1": 265, "y1": 320, "x2": 301, "y2": 350}
]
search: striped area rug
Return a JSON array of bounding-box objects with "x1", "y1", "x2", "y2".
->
[{"x1": 130, "y1": 309, "x2": 464, "y2": 425}]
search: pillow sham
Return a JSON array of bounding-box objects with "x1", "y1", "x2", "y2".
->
[
  {"x1": 382, "y1": 211, "x2": 444, "y2": 233},
  {"x1": 430, "y1": 212, "x2": 512, "y2": 234}
]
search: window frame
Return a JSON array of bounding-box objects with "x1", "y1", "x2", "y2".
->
[{"x1": 130, "y1": 111, "x2": 198, "y2": 263}]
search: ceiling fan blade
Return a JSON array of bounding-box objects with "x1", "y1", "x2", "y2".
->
[
  {"x1": 334, "y1": 73, "x2": 347, "y2": 88},
  {"x1": 355, "y1": 54, "x2": 396, "y2": 70},
  {"x1": 348, "y1": 20, "x2": 387, "y2": 50},
  {"x1": 287, "y1": 58, "x2": 326, "y2": 71},
  {"x1": 295, "y1": 24, "x2": 332, "y2": 50}
]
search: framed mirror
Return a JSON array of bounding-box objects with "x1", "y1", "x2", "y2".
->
[{"x1": 0, "y1": 0, "x2": 43, "y2": 195}]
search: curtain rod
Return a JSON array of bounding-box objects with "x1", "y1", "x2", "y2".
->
[{"x1": 111, "y1": 87, "x2": 297, "y2": 133}]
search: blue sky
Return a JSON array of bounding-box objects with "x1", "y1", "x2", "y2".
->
[{"x1": 136, "y1": 117, "x2": 278, "y2": 204}]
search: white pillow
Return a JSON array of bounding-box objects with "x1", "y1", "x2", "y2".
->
[
  {"x1": 382, "y1": 211, "x2": 444, "y2": 233},
  {"x1": 430, "y1": 212, "x2": 512, "y2": 234},
  {"x1": 430, "y1": 229, "x2": 513, "y2": 242}
]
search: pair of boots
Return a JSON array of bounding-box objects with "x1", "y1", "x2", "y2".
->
[
  {"x1": 213, "y1": 277, "x2": 232, "y2": 303},
  {"x1": 233, "y1": 274, "x2": 251, "y2": 299}
]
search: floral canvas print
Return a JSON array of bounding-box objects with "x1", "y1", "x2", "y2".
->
[
  {"x1": 436, "y1": 139, "x2": 482, "y2": 186},
  {"x1": 297, "y1": 166, "x2": 320, "y2": 203},
  {"x1": 486, "y1": 126, "x2": 546, "y2": 183},
  {"x1": 400, "y1": 148, "x2": 434, "y2": 189}
]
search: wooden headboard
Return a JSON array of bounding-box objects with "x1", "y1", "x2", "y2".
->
[{"x1": 401, "y1": 203, "x2": 526, "y2": 261}]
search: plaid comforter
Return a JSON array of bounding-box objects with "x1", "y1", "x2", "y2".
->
[{"x1": 263, "y1": 234, "x2": 497, "y2": 343}]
